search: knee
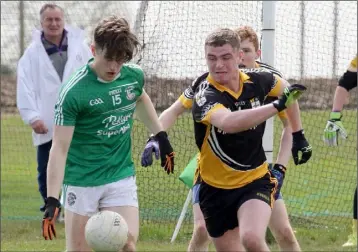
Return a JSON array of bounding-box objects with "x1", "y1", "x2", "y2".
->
[
  {"x1": 122, "y1": 233, "x2": 136, "y2": 252},
  {"x1": 274, "y1": 226, "x2": 297, "y2": 244},
  {"x1": 194, "y1": 221, "x2": 209, "y2": 241},
  {"x1": 123, "y1": 241, "x2": 135, "y2": 252},
  {"x1": 241, "y1": 230, "x2": 264, "y2": 250}
]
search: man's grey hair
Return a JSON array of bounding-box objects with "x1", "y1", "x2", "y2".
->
[{"x1": 39, "y1": 3, "x2": 64, "y2": 21}]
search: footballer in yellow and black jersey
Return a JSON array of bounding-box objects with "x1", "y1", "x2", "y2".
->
[
  {"x1": 179, "y1": 60, "x2": 287, "y2": 119},
  {"x1": 192, "y1": 69, "x2": 283, "y2": 190}
]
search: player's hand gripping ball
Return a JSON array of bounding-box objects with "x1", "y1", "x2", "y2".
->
[{"x1": 85, "y1": 211, "x2": 129, "y2": 252}]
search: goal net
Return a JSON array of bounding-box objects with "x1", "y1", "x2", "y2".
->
[{"x1": 1, "y1": 0, "x2": 357, "y2": 240}]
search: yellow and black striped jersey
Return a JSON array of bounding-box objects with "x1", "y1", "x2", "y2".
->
[
  {"x1": 192, "y1": 69, "x2": 283, "y2": 189},
  {"x1": 178, "y1": 60, "x2": 287, "y2": 120}
]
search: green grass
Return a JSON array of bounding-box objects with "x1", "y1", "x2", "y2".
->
[
  {"x1": 1, "y1": 110, "x2": 357, "y2": 251},
  {"x1": 1, "y1": 220, "x2": 357, "y2": 251}
]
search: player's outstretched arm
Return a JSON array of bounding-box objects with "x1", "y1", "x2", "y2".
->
[
  {"x1": 141, "y1": 89, "x2": 191, "y2": 167},
  {"x1": 136, "y1": 90, "x2": 163, "y2": 134},
  {"x1": 136, "y1": 90, "x2": 175, "y2": 174},
  {"x1": 141, "y1": 74, "x2": 207, "y2": 167},
  {"x1": 205, "y1": 84, "x2": 306, "y2": 134},
  {"x1": 158, "y1": 74, "x2": 207, "y2": 130},
  {"x1": 159, "y1": 99, "x2": 187, "y2": 130},
  {"x1": 209, "y1": 104, "x2": 278, "y2": 133},
  {"x1": 43, "y1": 125, "x2": 74, "y2": 240},
  {"x1": 141, "y1": 99, "x2": 186, "y2": 167}
]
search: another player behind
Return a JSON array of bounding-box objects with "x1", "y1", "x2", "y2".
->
[
  {"x1": 141, "y1": 26, "x2": 311, "y2": 252},
  {"x1": 192, "y1": 28, "x2": 310, "y2": 251},
  {"x1": 235, "y1": 25, "x2": 301, "y2": 251},
  {"x1": 41, "y1": 15, "x2": 175, "y2": 252},
  {"x1": 324, "y1": 55, "x2": 357, "y2": 247}
]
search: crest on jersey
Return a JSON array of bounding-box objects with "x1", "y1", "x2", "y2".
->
[
  {"x1": 250, "y1": 97, "x2": 261, "y2": 108},
  {"x1": 125, "y1": 86, "x2": 136, "y2": 100},
  {"x1": 196, "y1": 96, "x2": 206, "y2": 107},
  {"x1": 195, "y1": 81, "x2": 210, "y2": 107}
]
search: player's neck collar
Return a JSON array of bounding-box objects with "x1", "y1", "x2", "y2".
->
[{"x1": 207, "y1": 70, "x2": 249, "y2": 99}]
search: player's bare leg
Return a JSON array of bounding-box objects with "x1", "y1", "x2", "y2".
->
[
  {"x1": 101, "y1": 206, "x2": 139, "y2": 252},
  {"x1": 188, "y1": 204, "x2": 210, "y2": 252},
  {"x1": 64, "y1": 209, "x2": 91, "y2": 251},
  {"x1": 238, "y1": 199, "x2": 272, "y2": 252},
  {"x1": 269, "y1": 199, "x2": 301, "y2": 251},
  {"x1": 211, "y1": 227, "x2": 245, "y2": 251}
]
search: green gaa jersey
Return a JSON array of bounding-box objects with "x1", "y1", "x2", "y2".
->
[{"x1": 54, "y1": 59, "x2": 144, "y2": 187}]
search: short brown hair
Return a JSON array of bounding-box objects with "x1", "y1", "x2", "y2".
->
[
  {"x1": 234, "y1": 26, "x2": 259, "y2": 51},
  {"x1": 205, "y1": 28, "x2": 240, "y2": 49},
  {"x1": 40, "y1": 3, "x2": 64, "y2": 20},
  {"x1": 93, "y1": 15, "x2": 140, "y2": 62}
]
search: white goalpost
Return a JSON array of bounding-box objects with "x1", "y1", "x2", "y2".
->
[
  {"x1": 170, "y1": 189, "x2": 193, "y2": 243},
  {"x1": 261, "y1": 1, "x2": 277, "y2": 164}
]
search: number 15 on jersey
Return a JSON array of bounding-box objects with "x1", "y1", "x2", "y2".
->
[{"x1": 112, "y1": 94, "x2": 122, "y2": 106}]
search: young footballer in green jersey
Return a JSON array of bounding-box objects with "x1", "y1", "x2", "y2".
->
[{"x1": 41, "y1": 15, "x2": 175, "y2": 252}]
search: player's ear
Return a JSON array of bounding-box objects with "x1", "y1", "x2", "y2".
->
[
  {"x1": 236, "y1": 49, "x2": 244, "y2": 64},
  {"x1": 255, "y1": 49, "x2": 261, "y2": 60},
  {"x1": 40, "y1": 18, "x2": 44, "y2": 29},
  {"x1": 90, "y1": 44, "x2": 96, "y2": 56}
]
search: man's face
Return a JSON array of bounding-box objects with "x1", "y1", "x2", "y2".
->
[
  {"x1": 205, "y1": 44, "x2": 241, "y2": 85},
  {"x1": 239, "y1": 39, "x2": 261, "y2": 68},
  {"x1": 41, "y1": 8, "x2": 64, "y2": 38},
  {"x1": 91, "y1": 45, "x2": 124, "y2": 82}
]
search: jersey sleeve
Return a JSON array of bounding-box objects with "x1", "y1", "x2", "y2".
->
[
  {"x1": 192, "y1": 88, "x2": 226, "y2": 125},
  {"x1": 267, "y1": 75, "x2": 284, "y2": 97},
  {"x1": 178, "y1": 85, "x2": 195, "y2": 109},
  {"x1": 54, "y1": 86, "x2": 80, "y2": 126},
  {"x1": 179, "y1": 73, "x2": 210, "y2": 109},
  {"x1": 259, "y1": 72, "x2": 284, "y2": 98}
]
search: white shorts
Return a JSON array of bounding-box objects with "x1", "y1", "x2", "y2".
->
[{"x1": 61, "y1": 176, "x2": 138, "y2": 216}]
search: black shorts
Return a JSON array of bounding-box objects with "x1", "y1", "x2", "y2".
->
[{"x1": 198, "y1": 172, "x2": 277, "y2": 238}]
